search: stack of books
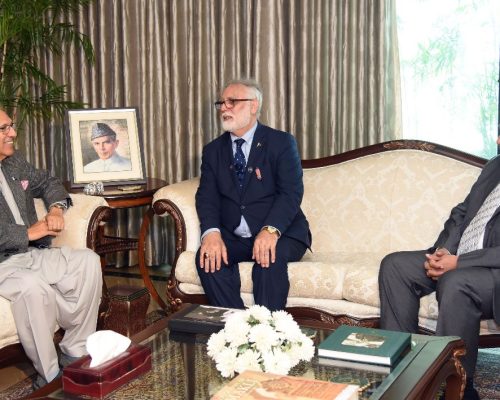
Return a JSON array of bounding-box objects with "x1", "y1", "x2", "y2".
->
[
  {"x1": 167, "y1": 304, "x2": 240, "y2": 335},
  {"x1": 317, "y1": 325, "x2": 411, "y2": 373}
]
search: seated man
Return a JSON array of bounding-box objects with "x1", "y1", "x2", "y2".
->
[
  {"x1": 0, "y1": 110, "x2": 102, "y2": 388},
  {"x1": 195, "y1": 78, "x2": 311, "y2": 311},
  {"x1": 84, "y1": 122, "x2": 132, "y2": 172},
  {"x1": 378, "y1": 139, "x2": 500, "y2": 400}
]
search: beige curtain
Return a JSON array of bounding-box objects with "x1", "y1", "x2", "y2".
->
[{"x1": 23, "y1": 0, "x2": 401, "y2": 267}]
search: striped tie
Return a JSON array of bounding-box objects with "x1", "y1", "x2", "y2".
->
[{"x1": 457, "y1": 183, "x2": 500, "y2": 255}]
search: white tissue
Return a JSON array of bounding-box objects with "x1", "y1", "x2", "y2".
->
[{"x1": 86, "y1": 330, "x2": 132, "y2": 368}]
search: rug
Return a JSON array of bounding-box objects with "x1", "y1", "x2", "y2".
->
[{"x1": 1, "y1": 340, "x2": 499, "y2": 399}]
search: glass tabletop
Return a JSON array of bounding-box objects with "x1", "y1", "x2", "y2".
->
[{"x1": 38, "y1": 323, "x2": 463, "y2": 400}]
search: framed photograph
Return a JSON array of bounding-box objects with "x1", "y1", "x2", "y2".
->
[{"x1": 66, "y1": 108, "x2": 146, "y2": 187}]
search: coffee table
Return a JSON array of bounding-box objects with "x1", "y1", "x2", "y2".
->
[{"x1": 27, "y1": 317, "x2": 465, "y2": 399}]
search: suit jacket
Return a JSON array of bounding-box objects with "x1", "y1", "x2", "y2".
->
[
  {"x1": 195, "y1": 123, "x2": 311, "y2": 248},
  {"x1": 0, "y1": 152, "x2": 71, "y2": 259},
  {"x1": 432, "y1": 155, "x2": 500, "y2": 323}
]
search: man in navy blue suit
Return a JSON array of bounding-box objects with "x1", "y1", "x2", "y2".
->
[{"x1": 195, "y1": 78, "x2": 311, "y2": 311}]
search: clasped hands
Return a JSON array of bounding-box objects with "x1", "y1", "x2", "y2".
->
[
  {"x1": 424, "y1": 247, "x2": 458, "y2": 280},
  {"x1": 27, "y1": 208, "x2": 65, "y2": 241},
  {"x1": 199, "y1": 230, "x2": 279, "y2": 273}
]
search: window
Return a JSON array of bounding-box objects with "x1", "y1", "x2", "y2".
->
[{"x1": 397, "y1": 0, "x2": 500, "y2": 158}]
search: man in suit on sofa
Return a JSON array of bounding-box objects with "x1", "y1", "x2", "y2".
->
[
  {"x1": 379, "y1": 138, "x2": 500, "y2": 400},
  {"x1": 195, "y1": 78, "x2": 311, "y2": 311},
  {"x1": 0, "y1": 110, "x2": 102, "y2": 388}
]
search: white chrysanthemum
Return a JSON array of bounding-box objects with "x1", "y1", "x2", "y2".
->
[
  {"x1": 215, "y1": 347, "x2": 238, "y2": 378},
  {"x1": 262, "y1": 349, "x2": 293, "y2": 375},
  {"x1": 246, "y1": 305, "x2": 272, "y2": 324},
  {"x1": 248, "y1": 324, "x2": 280, "y2": 352},
  {"x1": 287, "y1": 336, "x2": 315, "y2": 364},
  {"x1": 272, "y1": 310, "x2": 298, "y2": 333},
  {"x1": 234, "y1": 349, "x2": 262, "y2": 374},
  {"x1": 207, "y1": 331, "x2": 227, "y2": 357},
  {"x1": 222, "y1": 320, "x2": 251, "y2": 347}
]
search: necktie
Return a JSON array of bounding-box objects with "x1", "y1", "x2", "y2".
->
[
  {"x1": 457, "y1": 182, "x2": 500, "y2": 255},
  {"x1": 234, "y1": 138, "x2": 246, "y2": 187},
  {"x1": 0, "y1": 165, "x2": 24, "y2": 225}
]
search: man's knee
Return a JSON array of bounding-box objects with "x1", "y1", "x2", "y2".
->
[
  {"x1": 14, "y1": 276, "x2": 55, "y2": 304},
  {"x1": 379, "y1": 252, "x2": 401, "y2": 279}
]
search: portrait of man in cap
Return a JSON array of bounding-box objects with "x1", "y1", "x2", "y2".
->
[{"x1": 83, "y1": 122, "x2": 132, "y2": 173}]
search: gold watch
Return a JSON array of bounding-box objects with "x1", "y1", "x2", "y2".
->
[{"x1": 263, "y1": 226, "x2": 278, "y2": 235}]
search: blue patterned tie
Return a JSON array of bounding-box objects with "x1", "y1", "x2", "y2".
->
[{"x1": 234, "y1": 138, "x2": 246, "y2": 187}]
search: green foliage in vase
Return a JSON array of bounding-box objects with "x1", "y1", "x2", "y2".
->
[{"x1": 0, "y1": 0, "x2": 94, "y2": 128}]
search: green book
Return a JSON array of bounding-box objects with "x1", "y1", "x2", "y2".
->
[{"x1": 318, "y1": 325, "x2": 411, "y2": 366}]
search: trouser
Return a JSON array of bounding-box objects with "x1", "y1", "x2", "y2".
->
[
  {"x1": 0, "y1": 247, "x2": 102, "y2": 382},
  {"x1": 378, "y1": 250, "x2": 495, "y2": 378},
  {"x1": 196, "y1": 234, "x2": 307, "y2": 311}
]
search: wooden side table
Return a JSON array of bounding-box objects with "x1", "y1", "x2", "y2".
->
[{"x1": 67, "y1": 177, "x2": 168, "y2": 310}]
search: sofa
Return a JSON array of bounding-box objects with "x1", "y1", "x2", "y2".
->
[
  {"x1": 0, "y1": 193, "x2": 111, "y2": 368},
  {"x1": 152, "y1": 140, "x2": 500, "y2": 344}
]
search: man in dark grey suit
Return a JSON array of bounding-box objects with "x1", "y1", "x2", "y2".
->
[
  {"x1": 379, "y1": 140, "x2": 500, "y2": 400},
  {"x1": 0, "y1": 110, "x2": 102, "y2": 388}
]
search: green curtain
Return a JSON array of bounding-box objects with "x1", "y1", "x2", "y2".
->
[{"x1": 22, "y1": 0, "x2": 401, "y2": 268}]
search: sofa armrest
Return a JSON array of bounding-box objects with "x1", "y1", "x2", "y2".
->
[
  {"x1": 35, "y1": 193, "x2": 111, "y2": 251},
  {"x1": 152, "y1": 178, "x2": 201, "y2": 258}
]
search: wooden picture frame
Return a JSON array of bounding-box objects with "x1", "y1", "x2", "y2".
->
[{"x1": 66, "y1": 108, "x2": 146, "y2": 187}]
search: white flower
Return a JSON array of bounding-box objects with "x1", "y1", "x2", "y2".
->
[
  {"x1": 207, "y1": 306, "x2": 315, "y2": 377},
  {"x1": 262, "y1": 348, "x2": 293, "y2": 375},
  {"x1": 234, "y1": 349, "x2": 262, "y2": 373},
  {"x1": 215, "y1": 347, "x2": 238, "y2": 378},
  {"x1": 245, "y1": 305, "x2": 272, "y2": 324},
  {"x1": 248, "y1": 323, "x2": 280, "y2": 353},
  {"x1": 207, "y1": 331, "x2": 227, "y2": 357}
]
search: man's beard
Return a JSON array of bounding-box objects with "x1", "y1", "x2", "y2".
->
[{"x1": 221, "y1": 112, "x2": 252, "y2": 133}]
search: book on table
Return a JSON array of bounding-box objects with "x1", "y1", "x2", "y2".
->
[
  {"x1": 317, "y1": 325, "x2": 411, "y2": 367},
  {"x1": 211, "y1": 370, "x2": 359, "y2": 400},
  {"x1": 167, "y1": 304, "x2": 240, "y2": 335},
  {"x1": 317, "y1": 356, "x2": 392, "y2": 374}
]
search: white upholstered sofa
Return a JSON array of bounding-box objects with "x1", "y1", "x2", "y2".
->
[
  {"x1": 152, "y1": 140, "x2": 500, "y2": 344},
  {"x1": 0, "y1": 193, "x2": 111, "y2": 368}
]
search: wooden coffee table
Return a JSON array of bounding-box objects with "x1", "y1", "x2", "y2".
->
[{"x1": 27, "y1": 316, "x2": 465, "y2": 399}]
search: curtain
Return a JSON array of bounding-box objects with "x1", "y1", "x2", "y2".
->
[{"x1": 23, "y1": 0, "x2": 401, "y2": 268}]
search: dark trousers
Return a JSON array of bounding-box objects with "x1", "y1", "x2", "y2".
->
[
  {"x1": 196, "y1": 234, "x2": 307, "y2": 311},
  {"x1": 378, "y1": 250, "x2": 495, "y2": 378}
]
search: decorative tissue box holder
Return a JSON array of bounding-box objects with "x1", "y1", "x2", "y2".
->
[{"x1": 62, "y1": 343, "x2": 152, "y2": 398}]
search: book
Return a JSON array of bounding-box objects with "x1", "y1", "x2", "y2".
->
[
  {"x1": 167, "y1": 304, "x2": 240, "y2": 335},
  {"x1": 317, "y1": 325, "x2": 411, "y2": 367},
  {"x1": 211, "y1": 370, "x2": 359, "y2": 400},
  {"x1": 317, "y1": 356, "x2": 392, "y2": 374}
]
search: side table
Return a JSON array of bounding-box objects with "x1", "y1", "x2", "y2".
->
[{"x1": 66, "y1": 177, "x2": 168, "y2": 310}]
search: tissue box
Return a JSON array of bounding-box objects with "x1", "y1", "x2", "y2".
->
[{"x1": 62, "y1": 343, "x2": 152, "y2": 398}]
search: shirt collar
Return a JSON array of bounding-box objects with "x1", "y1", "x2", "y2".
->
[{"x1": 230, "y1": 122, "x2": 258, "y2": 144}]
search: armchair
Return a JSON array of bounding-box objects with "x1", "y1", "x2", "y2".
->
[{"x1": 0, "y1": 193, "x2": 112, "y2": 369}]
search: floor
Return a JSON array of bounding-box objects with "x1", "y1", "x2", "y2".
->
[{"x1": 0, "y1": 264, "x2": 170, "y2": 393}]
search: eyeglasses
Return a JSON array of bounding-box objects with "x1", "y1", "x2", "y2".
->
[
  {"x1": 214, "y1": 98, "x2": 255, "y2": 110},
  {"x1": 0, "y1": 122, "x2": 16, "y2": 134}
]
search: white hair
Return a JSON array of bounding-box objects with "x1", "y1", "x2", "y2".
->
[{"x1": 222, "y1": 78, "x2": 263, "y2": 115}]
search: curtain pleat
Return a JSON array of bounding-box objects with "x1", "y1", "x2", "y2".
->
[{"x1": 21, "y1": 0, "x2": 400, "y2": 268}]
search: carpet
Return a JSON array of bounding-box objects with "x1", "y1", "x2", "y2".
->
[{"x1": 1, "y1": 341, "x2": 499, "y2": 399}]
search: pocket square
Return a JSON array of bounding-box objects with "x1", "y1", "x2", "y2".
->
[{"x1": 21, "y1": 180, "x2": 29, "y2": 190}]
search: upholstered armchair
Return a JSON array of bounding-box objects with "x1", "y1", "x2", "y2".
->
[{"x1": 0, "y1": 193, "x2": 111, "y2": 369}]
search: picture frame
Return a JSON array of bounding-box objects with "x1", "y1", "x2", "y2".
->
[{"x1": 66, "y1": 108, "x2": 146, "y2": 187}]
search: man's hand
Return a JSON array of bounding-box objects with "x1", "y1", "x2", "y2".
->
[
  {"x1": 200, "y1": 231, "x2": 228, "y2": 273},
  {"x1": 252, "y1": 230, "x2": 278, "y2": 268},
  {"x1": 27, "y1": 220, "x2": 61, "y2": 241},
  {"x1": 45, "y1": 207, "x2": 65, "y2": 232},
  {"x1": 424, "y1": 248, "x2": 458, "y2": 280}
]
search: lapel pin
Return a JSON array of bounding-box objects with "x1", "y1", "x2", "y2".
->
[
  {"x1": 247, "y1": 167, "x2": 253, "y2": 173},
  {"x1": 256, "y1": 142, "x2": 262, "y2": 148},
  {"x1": 255, "y1": 168, "x2": 262, "y2": 180}
]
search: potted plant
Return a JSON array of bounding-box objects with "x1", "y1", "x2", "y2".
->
[{"x1": 0, "y1": 0, "x2": 94, "y2": 128}]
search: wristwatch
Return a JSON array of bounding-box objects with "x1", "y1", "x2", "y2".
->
[
  {"x1": 262, "y1": 225, "x2": 279, "y2": 236},
  {"x1": 50, "y1": 202, "x2": 68, "y2": 212}
]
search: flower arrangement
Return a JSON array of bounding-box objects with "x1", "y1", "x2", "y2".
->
[{"x1": 207, "y1": 305, "x2": 315, "y2": 378}]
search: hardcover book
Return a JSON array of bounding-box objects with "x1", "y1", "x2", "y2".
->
[
  {"x1": 317, "y1": 356, "x2": 392, "y2": 374},
  {"x1": 317, "y1": 325, "x2": 411, "y2": 367},
  {"x1": 211, "y1": 370, "x2": 359, "y2": 400},
  {"x1": 167, "y1": 304, "x2": 240, "y2": 335}
]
